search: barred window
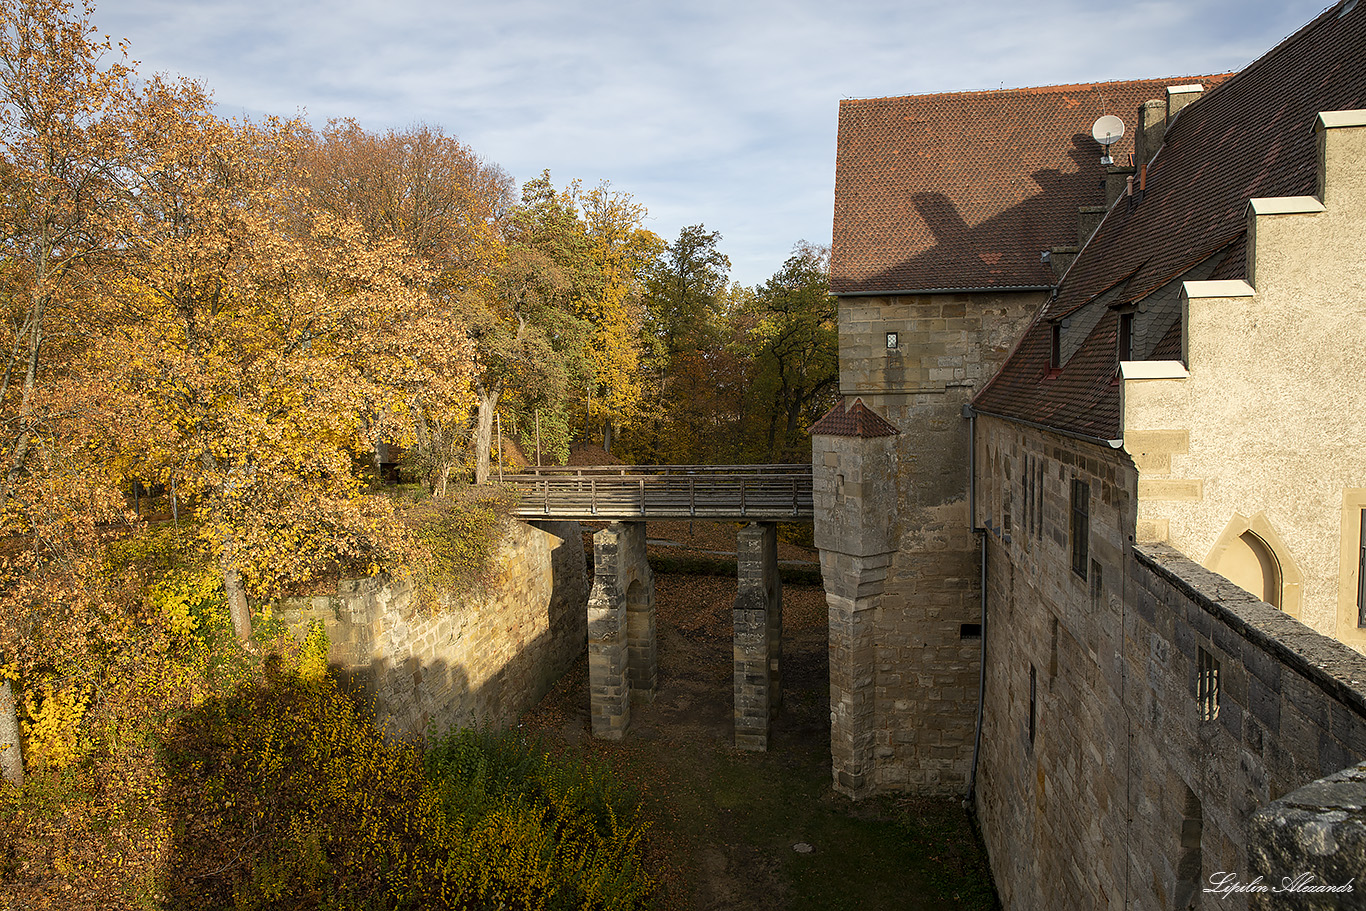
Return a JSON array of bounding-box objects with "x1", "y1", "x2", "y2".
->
[{"x1": 1198, "y1": 648, "x2": 1220, "y2": 722}]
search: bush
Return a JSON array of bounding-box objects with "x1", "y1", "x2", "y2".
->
[
  {"x1": 160, "y1": 629, "x2": 655, "y2": 910},
  {"x1": 423, "y1": 729, "x2": 654, "y2": 910},
  {"x1": 400, "y1": 486, "x2": 518, "y2": 606}
]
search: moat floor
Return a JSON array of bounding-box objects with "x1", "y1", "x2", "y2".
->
[{"x1": 520, "y1": 537, "x2": 997, "y2": 911}]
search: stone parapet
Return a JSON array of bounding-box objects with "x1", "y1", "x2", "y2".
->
[{"x1": 1248, "y1": 761, "x2": 1366, "y2": 909}]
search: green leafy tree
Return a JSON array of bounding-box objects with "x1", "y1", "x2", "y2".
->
[
  {"x1": 627, "y1": 225, "x2": 732, "y2": 462},
  {"x1": 746, "y1": 243, "x2": 838, "y2": 461},
  {"x1": 467, "y1": 171, "x2": 594, "y2": 481}
]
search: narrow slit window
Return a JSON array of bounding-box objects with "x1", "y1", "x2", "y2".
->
[
  {"x1": 1358, "y1": 509, "x2": 1366, "y2": 627},
  {"x1": 1049, "y1": 323, "x2": 1062, "y2": 370},
  {"x1": 1029, "y1": 663, "x2": 1037, "y2": 747},
  {"x1": 1035, "y1": 459, "x2": 1045, "y2": 539},
  {"x1": 1070, "y1": 478, "x2": 1090, "y2": 578}
]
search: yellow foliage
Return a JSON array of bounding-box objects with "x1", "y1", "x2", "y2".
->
[
  {"x1": 296, "y1": 621, "x2": 329, "y2": 683},
  {"x1": 21, "y1": 681, "x2": 93, "y2": 772},
  {"x1": 147, "y1": 570, "x2": 219, "y2": 637}
]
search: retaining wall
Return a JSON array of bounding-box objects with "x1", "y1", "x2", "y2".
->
[{"x1": 278, "y1": 519, "x2": 587, "y2": 737}]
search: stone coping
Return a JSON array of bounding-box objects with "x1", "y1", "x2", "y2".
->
[{"x1": 1134, "y1": 543, "x2": 1366, "y2": 720}]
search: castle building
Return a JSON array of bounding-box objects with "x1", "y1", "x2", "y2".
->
[{"x1": 814, "y1": 2, "x2": 1366, "y2": 906}]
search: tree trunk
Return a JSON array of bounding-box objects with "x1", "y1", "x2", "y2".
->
[
  {"x1": 473, "y1": 385, "x2": 500, "y2": 485},
  {"x1": 0, "y1": 678, "x2": 23, "y2": 788},
  {"x1": 784, "y1": 398, "x2": 802, "y2": 458},
  {"x1": 221, "y1": 547, "x2": 252, "y2": 642}
]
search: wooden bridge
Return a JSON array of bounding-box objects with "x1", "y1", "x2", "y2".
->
[
  {"x1": 508, "y1": 463, "x2": 812, "y2": 750},
  {"x1": 506, "y1": 464, "x2": 813, "y2": 522}
]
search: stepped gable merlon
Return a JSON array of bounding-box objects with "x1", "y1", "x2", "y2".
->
[
  {"x1": 974, "y1": 0, "x2": 1366, "y2": 440},
  {"x1": 810, "y1": 398, "x2": 900, "y2": 438},
  {"x1": 831, "y1": 75, "x2": 1231, "y2": 296}
]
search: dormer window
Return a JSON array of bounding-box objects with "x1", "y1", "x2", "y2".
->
[
  {"x1": 1118, "y1": 311, "x2": 1135, "y2": 361},
  {"x1": 1049, "y1": 323, "x2": 1062, "y2": 371}
]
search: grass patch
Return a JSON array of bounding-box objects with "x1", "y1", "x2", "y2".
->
[{"x1": 691, "y1": 753, "x2": 995, "y2": 911}]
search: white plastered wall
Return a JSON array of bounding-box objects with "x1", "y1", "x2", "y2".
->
[{"x1": 1120, "y1": 111, "x2": 1366, "y2": 644}]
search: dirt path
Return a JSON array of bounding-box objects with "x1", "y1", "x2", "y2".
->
[{"x1": 519, "y1": 525, "x2": 996, "y2": 911}]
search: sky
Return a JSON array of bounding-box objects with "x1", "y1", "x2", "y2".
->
[{"x1": 91, "y1": 0, "x2": 1333, "y2": 288}]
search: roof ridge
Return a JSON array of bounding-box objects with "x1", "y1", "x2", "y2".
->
[{"x1": 840, "y1": 74, "x2": 1235, "y2": 107}]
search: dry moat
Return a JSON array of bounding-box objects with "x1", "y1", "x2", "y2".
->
[{"x1": 517, "y1": 520, "x2": 997, "y2": 911}]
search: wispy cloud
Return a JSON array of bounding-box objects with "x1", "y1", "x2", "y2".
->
[{"x1": 95, "y1": 0, "x2": 1331, "y2": 285}]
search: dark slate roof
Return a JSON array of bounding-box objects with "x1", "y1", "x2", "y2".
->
[
  {"x1": 810, "y1": 398, "x2": 900, "y2": 438},
  {"x1": 831, "y1": 76, "x2": 1230, "y2": 295},
  {"x1": 973, "y1": 0, "x2": 1366, "y2": 440}
]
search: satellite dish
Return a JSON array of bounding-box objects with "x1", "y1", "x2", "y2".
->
[
  {"x1": 1092, "y1": 115, "x2": 1125, "y2": 165},
  {"x1": 1092, "y1": 115, "x2": 1125, "y2": 145}
]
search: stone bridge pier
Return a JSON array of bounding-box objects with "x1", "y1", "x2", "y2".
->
[
  {"x1": 586, "y1": 521, "x2": 656, "y2": 739},
  {"x1": 733, "y1": 522, "x2": 782, "y2": 750},
  {"x1": 586, "y1": 520, "x2": 783, "y2": 749}
]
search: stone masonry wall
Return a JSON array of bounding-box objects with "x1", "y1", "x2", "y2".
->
[
  {"x1": 973, "y1": 415, "x2": 1366, "y2": 910},
  {"x1": 734, "y1": 522, "x2": 783, "y2": 751},
  {"x1": 279, "y1": 519, "x2": 587, "y2": 738},
  {"x1": 819, "y1": 289, "x2": 1039, "y2": 796}
]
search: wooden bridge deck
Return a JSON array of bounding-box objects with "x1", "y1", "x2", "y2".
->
[{"x1": 506, "y1": 464, "x2": 813, "y2": 522}]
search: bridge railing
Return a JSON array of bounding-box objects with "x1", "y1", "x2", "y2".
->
[{"x1": 505, "y1": 464, "x2": 813, "y2": 521}]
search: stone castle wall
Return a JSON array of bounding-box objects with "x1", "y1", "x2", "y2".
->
[
  {"x1": 816, "y1": 289, "x2": 1040, "y2": 796},
  {"x1": 973, "y1": 415, "x2": 1366, "y2": 910},
  {"x1": 279, "y1": 519, "x2": 587, "y2": 738}
]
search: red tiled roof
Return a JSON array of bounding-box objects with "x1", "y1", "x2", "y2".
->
[
  {"x1": 810, "y1": 398, "x2": 900, "y2": 438},
  {"x1": 831, "y1": 76, "x2": 1231, "y2": 294},
  {"x1": 974, "y1": 0, "x2": 1366, "y2": 439}
]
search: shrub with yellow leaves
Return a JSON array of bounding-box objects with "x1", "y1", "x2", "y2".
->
[
  {"x1": 159, "y1": 626, "x2": 655, "y2": 910},
  {"x1": 20, "y1": 681, "x2": 92, "y2": 772}
]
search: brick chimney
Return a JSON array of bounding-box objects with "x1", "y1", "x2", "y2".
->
[{"x1": 1133, "y1": 99, "x2": 1167, "y2": 168}]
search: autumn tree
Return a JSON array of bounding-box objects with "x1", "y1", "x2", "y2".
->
[
  {"x1": 0, "y1": 0, "x2": 136, "y2": 787},
  {"x1": 93, "y1": 79, "x2": 416, "y2": 640},
  {"x1": 745, "y1": 243, "x2": 838, "y2": 461},
  {"x1": 463, "y1": 172, "x2": 658, "y2": 475},
  {"x1": 0, "y1": 0, "x2": 129, "y2": 504},
  {"x1": 576, "y1": 182, "x2": 660, "y2": 453},
  {"x1": 299, "y1": 120, "x2": 508, "y2": 493}
]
